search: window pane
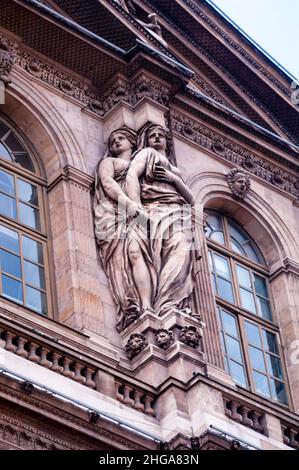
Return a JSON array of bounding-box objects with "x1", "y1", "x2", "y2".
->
[
  {"x1": 240, "y1": 288, "x2": 256, "y2": 313},
  {"x1": 214, "y1": 254, "x2": 231, "y2": 279},
  {"x1": 211, "y1": 273, "x2": 217, "y2": 293},
  {"x1": 18, "y1": 179, "x2": 38, "y2": 206},
  {"x1": 25, "y1": 285, "x2": 47, "y2": 315},
  {"x1": 2, "y1": 274, "x2": 23, "y2": 303},
  {"x1": 219, "y1": 331, "x2": 226, "y2": 354},
  {"x1": 253, "y1": 371, "x2": 271, "y2": 397},
  {"x1": 254, "y1": 275, "x2": 268, "y2": 298},
  {"x1": 14, "y1": 153, "x2": 35, "y2": 173},
  {"x1": 229, "y1": 360, "x2": 247, "y2": 387},
  {"x1": 224, "y1": 356, "x2": 229, "y2": 372},
  {"x1": 270, "y1": 379, "x2": 288, "y2": 405},
  {"x1": 218, "y1": 278, "x2": 234, "y2": 303},
  {"x1": 249, "y1": 346, "x2": 266, "y2": 372},
  {"x1": 266, "y1": 354, "x2": 283, "y2": 380},
  {"x1": 0, "y1": 169, "x2": 15, "y2": 195},
  {"x1": 226, "y1": 336, "x2": 242, "y2": 362},
  {"x1": 245, "y1": 321, "x2": 262, "y2": 347},
  {"x1": 0, "y1": 225, "x2": 19, "y2": 253},
  {"x1": 0, "y1": 122, "x2": 9, "y2": 139},
  {"x1": 207, "y1": 213, "x2": 223, "y2": 231},
  {"x1": 0, "y1": 193, "x2": 17, "y2": 219},
  {"x1": 4, "y1": 133, "x2": 24, "y2": 152},
  {"x1": 257, "y1": 297, "x2": 272, "y2": 321},
  {"x1": 222, "y1": 311, "x2": 238, "y2": 337},
  {"x1": 262, "y1": 330, "x2": 279, "y2": 354},
  {"x1": 231, "y1": 239, "x2": 246, "y2": 256},
  {"x1": 24, "y1": 261, "x2": 45, "y2": 289},
  {"x1": 210, "y1": 231, "x2": 225, "y2": 244},
  {"x1": 244, "y1": 244, "x2": 261, "y2": 264},
  {"x1": 22, "y1": 236, "x2": 43, "y2": 264},
  {"x1": 0, "y1": 249, "x2": 21, "y2": 278},
  {"x1": 19, "y1": 203, "x2": 40, "y2": 230},
  {"x1": 236, "y1": 265, "x2": 252, "y2": 289},
  {"x1": 0, "y1": 143, "x2": 12, "y2": 161}
]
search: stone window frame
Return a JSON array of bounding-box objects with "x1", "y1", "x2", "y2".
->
[
  {"x1": 0, "y1": 117, "x2": 53, "y2": 317},
  {"x1": 205, "y1": 209, "x2": 290, "y2": 407}
]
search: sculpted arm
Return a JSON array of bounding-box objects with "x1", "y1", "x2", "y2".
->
[
  {"x1": 98, "y1": 158, "x2": 132, "y2": 208},
  {"x1": 172, "y1": 175, "x2": 194, "y2": 205},
  {"x1": 126, "y1": 150, "x2": 148, "y2": 205}
]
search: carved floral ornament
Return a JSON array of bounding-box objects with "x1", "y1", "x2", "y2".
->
[
  {"x1": 226, "y1": 168, "x2": 251, "y2": 200},
  {"x1": 155, "y1": 329, "x2": 174, "y2": 350},
  {"x1": 125, "y1": 333, "x2": 148, "y2": 359},
  {"x1": 0, "y1": 36, "x2": 17, "y2": 85}
]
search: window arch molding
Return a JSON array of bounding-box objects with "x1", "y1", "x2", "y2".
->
[
  {"x1": 3, "y1": 85, "x2": 86, "y2": 177},
  {"x1": 187, "y1": 171, "x2": 299, "y2": 267}
]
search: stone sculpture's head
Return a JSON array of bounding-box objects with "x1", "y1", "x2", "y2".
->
[
  {"x1": 107, "y1": 127, "x2": 137, "y2": 158},
  {"x1": 227, "y1": 168, "x2": 250, "y2": 200},
  {"x1": 137, "y1": 122, "x2": 172, "y2": 157}
]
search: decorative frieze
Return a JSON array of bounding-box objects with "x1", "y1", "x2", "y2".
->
[
  {"x1": 170, "y1": 110, "x2": 299, "y2": 198},
  {"x1": 15, "y1": 47, "x2": 171, "y2": 117}
]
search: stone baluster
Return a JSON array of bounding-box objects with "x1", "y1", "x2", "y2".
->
[
  {"x1": 224, "y1": 398, "x2": 232, "y2": 417},
  {"x1": 73, "y1": 362, "x2": 86, "y2": 384},
  {"x1": 289, "y1": 429, "x2": 299, "y2": 449},
  {"x1": 134, "y1": 390, "x2": 145, "y2": 412},
  {"x1": 51, "y1": 352, "x2": 63, "y2": 373},
  {"x1": 5, "y1": 332, "x2": 17, "y2": 352},
  {"x1": 230, "y1": 401, "x2": 242, "y2": 423},
  {"x1": 85, "y1": 367, "x2": 96, "y2": 388},
  {"x1": 39, "y1": 347, "x2": 52, "y2": 368},
  {"x1": 281, "y1": 426, "x2": 290, "y2": 445},
  {"x1": 122, "y1": 385, "x2": 134, "y2": 407},
  {"x1": 116, "y1": 382, "x2": 124, "y2": 401},
  {"x1": 62, "y1": 357, "x2": 74, "y2": 378},
  {"x1": 0, "y1": 328, "x2": 5, "y2": 348},
  {"x1": 240, "y1": 406, "x2": 253, "y2": 428},
  {"x1": 28, "y1": 342, "x2": 40, "y2": 363},
  {"x1": 250, "y1": 410, "x2": 262, "y2": 432},
  {"x1": 144, "y1": 395, "x2": 155, "y2": 416},
  {"x1": 16, "y1": 337, "x2": 28, "y2": 358}
]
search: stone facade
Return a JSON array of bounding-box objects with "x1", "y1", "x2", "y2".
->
[{"x1": 0, "y1": 0, "x2": 298, "y2": 451}]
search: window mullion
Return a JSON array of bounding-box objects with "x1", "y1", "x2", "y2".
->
[{"x1": 238, "y1": 316, "x2": 253, "y2": 391}]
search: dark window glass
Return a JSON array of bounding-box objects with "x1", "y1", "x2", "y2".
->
[
  {"x1": 0, "y1": 193, "x2": 17, "y2": 219},
  {"x1": 26, "y1": 285, "x2": 47, "y2": 315},
  {"x1": 0, "y1": 249, "x2": 21, "y2": 278},
  {"x1": 19, "y1": 203, "x2": 40, "y2": 230},
  {"x1": 22, "y1": 236, "x2": 43, "y2": 264}
]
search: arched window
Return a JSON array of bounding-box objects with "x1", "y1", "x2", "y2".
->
[
  {"x1": 0, "y1": 119, "x2": 51, "y2": 316},
  {"x1": 205, "y1": 210, "x2": 288, "y2": 405}
]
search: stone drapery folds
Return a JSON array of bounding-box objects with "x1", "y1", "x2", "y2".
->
[{"x1": 94, "y1": 124, "x2": 198, "y2": 332}]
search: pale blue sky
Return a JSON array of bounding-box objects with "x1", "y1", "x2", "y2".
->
[{"x1": 210, "y1": 0, "x2": 299, "y2": 80}]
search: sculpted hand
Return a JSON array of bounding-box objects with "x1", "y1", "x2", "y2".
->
[
  {"x1": 153, "y1": 164, "x2": 175, "y2": 183},
  {"x1": 127, "y1": 201, "x2": 147, "y2": 220}
]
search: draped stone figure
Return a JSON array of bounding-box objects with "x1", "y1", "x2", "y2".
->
[
  {"x1": 126, "y1": 123, "x2": 196, "y2": 318},
  {"x1": 94, "y1": 127, "x2": 155, "y2": 332}
]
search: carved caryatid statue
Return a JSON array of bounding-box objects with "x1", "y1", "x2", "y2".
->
[
  {"x1": 94, "y1": 124, "x2": 197, "y2": 332},
  {"x1": 126, "y1": 123, "x2": 196, "y2": 317},
  {"x1": 94, "y1": 127, "x2": 154, "y2": 332}
]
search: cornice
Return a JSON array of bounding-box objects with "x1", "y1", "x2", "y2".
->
[
  {"x1": 182, "y1": 0, "x2": 290, "y2": 95},
  {"x1": 0, "y1": 381, "x2": 147, "y2": 449},
  {"x1": 141, "y1": 0, "x2": 297, "y2": 144},
  {"x1": 169, "y1": 108, "x2": 299, "y2": 199},
  {"x1": 47, "y1": 165, "x2": 94, "y2": 192}
]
